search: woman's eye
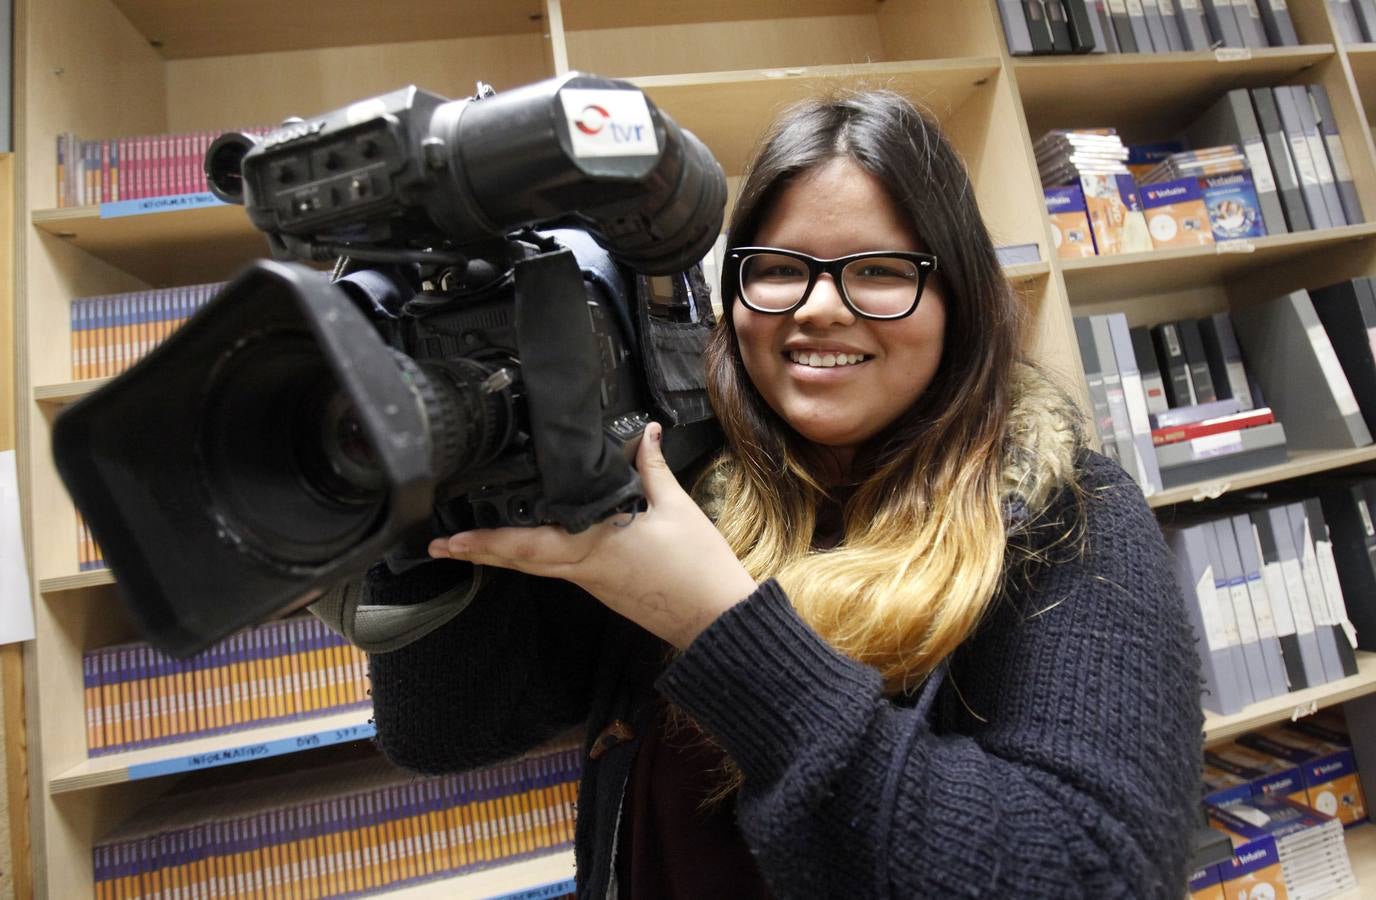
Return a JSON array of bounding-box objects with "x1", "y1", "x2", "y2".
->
[
  {"x1": 854, "y1": 264, "x2": 915, "y2": 280},
  {"x1": 758, "y1": 264, "x2": 806, "y2": 279}
]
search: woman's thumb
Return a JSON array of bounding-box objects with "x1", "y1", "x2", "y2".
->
[{"x1": 634, "y1": 422, "x2": 676, "y2": 492}]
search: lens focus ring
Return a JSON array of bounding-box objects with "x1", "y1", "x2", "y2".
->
[{"x1": 392, "y1": 351, "x2": 467, "y2": 479}]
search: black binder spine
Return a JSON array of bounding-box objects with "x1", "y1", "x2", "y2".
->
[
  {"x1": 1152, "y1": 322, "x2": 1197, "y2": 407},
  {"x1": 1046, "y1": 0, "x2": 1077, "y2": 49},
  {"x1": 1024, "y1": 0, "x2": 1057, "y2": 51},
  {"x1": 1062, "y1": 0, "x2": 1099, "y2": 51},
  {"x1": 1178, "y1": 318, "x2": 1218, "y2": 404}
]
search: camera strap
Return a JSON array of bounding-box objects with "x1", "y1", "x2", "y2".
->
[{"x1": 307, "y1": 566, "x2": 483, "y2": 654}]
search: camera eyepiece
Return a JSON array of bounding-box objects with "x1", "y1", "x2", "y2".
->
[{"x1": 204, "y1": 131, "x2": 260, "y2": 204}]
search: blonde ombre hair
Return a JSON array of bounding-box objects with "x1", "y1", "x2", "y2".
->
[{"x1": 703, "y1": 91, "x2": 1083, "y2": 694}]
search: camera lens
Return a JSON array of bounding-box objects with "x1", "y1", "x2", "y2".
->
[
  {"x1": 332, "y1": 408, "x2": 377, "y2": 476},
  {"x1": 198, "y1": 331, "x2": 388, "y2": 566},
  {"x1": 195, "y1": 330, "x2": 521, "y2": 569},
  {"x1": 407, "y1": 355, "x2": 518, "y2": 479},
  {"x1": 295, "y1": 390, "x2": 386, "y2": 504}
]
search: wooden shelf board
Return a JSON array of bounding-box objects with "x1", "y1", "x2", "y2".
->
[
  {"x1": 1146, "y1": 446, "x2": 1376, "y2": 508},
  {"x1": 562, "y1": 0, "x2": 873, "y2": 31},
  {"x1": 49, "y1": 709, "x2": 375, "y2": 794},
  {"x1": 110, "y1": 0, "x2": 547, "y2": 60},
  {"x1": 1347, "y1": 43, "x2": 1376, "y2": 104},
  {"x1": 34, "y1": 378, "x2": 109, "y2": 405},
  {"x1": 1016, "y1": 45, "x2": 1335, "y2": 140},
  {"x1": 38, "y1": 569, "x2": 114, "y2": 594},
  {"x1": 1003, "y1": 261, "x2": 1050, "y2": 282},
  {"x1": 632, "y1": 58, "x2": 1002, "y2": 174},
  {"x1": 32, "y1": 203, "x2": 268, "y2": 288},
  {"x1": 1203, "y1": 651, "x2": 1376, "y2": 744},
  {"x1": 1061, "y1": 223, "x2": 1376, "y2": 303},
  {"x1": 379, "y1": 850, "x2": 574, "y2": 900}
]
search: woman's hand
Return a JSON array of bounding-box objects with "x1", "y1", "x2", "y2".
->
[{"x1": 428, "y1": 422, "x2": 759, "y2": 649}]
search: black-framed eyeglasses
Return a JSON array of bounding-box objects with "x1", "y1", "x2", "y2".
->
[{"x1": 726, "y1": 247, "x2": 939, "y2": 320}]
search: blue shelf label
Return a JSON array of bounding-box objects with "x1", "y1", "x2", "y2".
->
[
  {"x1": 485, "y1": 878, "x2": 577, "y2": 900},
  {"x1": 99, "y1": 192, "x2": 225, "y2": 219},
  {"x1": 127, "y1": 720, "x2": 376, "y2": 780}
]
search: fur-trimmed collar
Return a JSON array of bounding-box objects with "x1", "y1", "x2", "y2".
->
[{"x1": 999, "y1": 362, "x2": 1086, "y2": 528}]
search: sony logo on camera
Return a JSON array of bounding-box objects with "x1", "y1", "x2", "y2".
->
[{"x1": 262, "y1": 118, "x2": 327, "y2": 150}]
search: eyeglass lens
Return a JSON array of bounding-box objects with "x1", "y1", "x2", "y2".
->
[{"x1": 739, "y1": 252, "x2": 922, "y2": 317}]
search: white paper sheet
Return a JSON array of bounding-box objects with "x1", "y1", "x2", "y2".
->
[{"x1": 0, "y1": 450, "x2": 36, "y2": 644}]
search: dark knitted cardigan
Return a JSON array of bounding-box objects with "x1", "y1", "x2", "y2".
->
[{"x1": 366, "y1": 449, "x2": 1204, "y2": 898}]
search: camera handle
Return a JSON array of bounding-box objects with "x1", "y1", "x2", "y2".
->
[{"x1": 514, "y1": 246, "x2": 645, "y2": 532}]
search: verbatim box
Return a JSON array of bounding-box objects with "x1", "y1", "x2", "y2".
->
[{"x1": 1236, "y1": 727, "x2": 1368, "y2": 828}]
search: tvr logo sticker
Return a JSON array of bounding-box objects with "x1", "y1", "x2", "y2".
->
[
  {"x1": 574, "y1": 104, "x2": 611, "y2": 135},
  {"x1": 562, "y1": 88, "x2": 660, "y2": 158}
]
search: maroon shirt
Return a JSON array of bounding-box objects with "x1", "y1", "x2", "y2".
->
[
  {"x1": 614, "y1": 700, "x2": 772, "y2": 898},
  {"x1": 613, "y1": 489, "x2": 853, "y2": 897}
]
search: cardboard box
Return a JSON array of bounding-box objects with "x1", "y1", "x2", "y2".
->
[
  {"x1": 1236, "y1": 727, "x2": 1368, "y2": 828},
  {"x1": 1046, "y1": 184, "x2": 1097, "y2": 258},
  {"x1": 1188, "y1": 862, "x2": 1226, "y2": 900},
  {"x1": 1205, "y1": 743, "x2": 1309, "y2": 806},
  {"x1": 1216, "y1": 835, "x2": 1289, "y2": 900},
  {"x1": 1140, "y1": 177, "x2": 1215, "y2": 248},
  {"x1": 1080, "y1": 173, "x2": 1153, "y2": 255}
]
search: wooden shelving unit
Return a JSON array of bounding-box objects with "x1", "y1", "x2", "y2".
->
[
  {"x1": 1060, "y1": 223, "x2": 1376, "y2": 303},
  {"x1": 48, "y1": 711, "x2": 376, "y2": 794},
  {"x1": 1015, "y1": 43, "x2": 1338, "y2": 137},
  {"x1": 32, "y1": 378, "x2": 110, "y2": 405},
  {"x1": 1147, "y1": 446, "x2": 1376, "y2": 508},
  {"x1": 37, "y1": 569, "x2": 113, "y2": 594},
  {"x1": 1204, "y1": 651, "x2": 1376, "y2": 743},
  {"x1": 111, "y1": 0, "x2": 549, "y2": 59},
  {"x1": 30, "y1": 203, "x2": 266, "y2": 288},
  {"x1": 10, "y1": 0, "x2": 1376, "y2": 897}
]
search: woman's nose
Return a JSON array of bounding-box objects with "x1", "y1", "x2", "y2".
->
[{"x1": 793, "y1": 273, "x2": 855, "y2": 327}]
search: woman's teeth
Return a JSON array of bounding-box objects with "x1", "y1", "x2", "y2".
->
[{"x1": 788, "y1": 350, "x2": 868, "y2": 368}]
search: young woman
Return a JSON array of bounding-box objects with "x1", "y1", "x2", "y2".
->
[{"x1": 347, "y1": 90, "x2": 1204, "y2": 898}]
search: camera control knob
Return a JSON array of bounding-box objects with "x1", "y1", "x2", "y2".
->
[
  {"x1": 421, "y1": 137, "x2": 447, "y2": 172},
  {"x1": 482, "y1": 368, "x2": 515, "y2": 395}
]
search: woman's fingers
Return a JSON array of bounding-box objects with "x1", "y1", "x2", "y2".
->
[{"x1": 428, "y1": 524, "x2": 592, "y2": 576}]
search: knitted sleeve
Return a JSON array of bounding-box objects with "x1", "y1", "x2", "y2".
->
[
  {"x1": 657, "y1": 451, "x2": 1204, "y2": 899},
  {"x1": 367, "y1": 565, "x2": 612, "y2": 775}
]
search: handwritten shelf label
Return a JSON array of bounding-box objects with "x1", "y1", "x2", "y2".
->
[
  {"x1": 127, "y1": 720, "x2": 375, "y2": 781},
  {"x1": 99, "y1": 192, "x2": 225, "y2": 220}
]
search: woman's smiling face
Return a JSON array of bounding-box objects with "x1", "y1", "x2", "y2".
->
[{"x1": 731, "y1": 157, "x2": 948, "y2": 472}]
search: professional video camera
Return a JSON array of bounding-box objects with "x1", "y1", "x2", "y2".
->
[{"x1": 51, "y1": 73, "x2": 727, "y2": 656}]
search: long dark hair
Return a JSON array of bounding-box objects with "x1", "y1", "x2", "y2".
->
[{"x1": 701, "y1": 90, "x2": 1035, "y2": 689}]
